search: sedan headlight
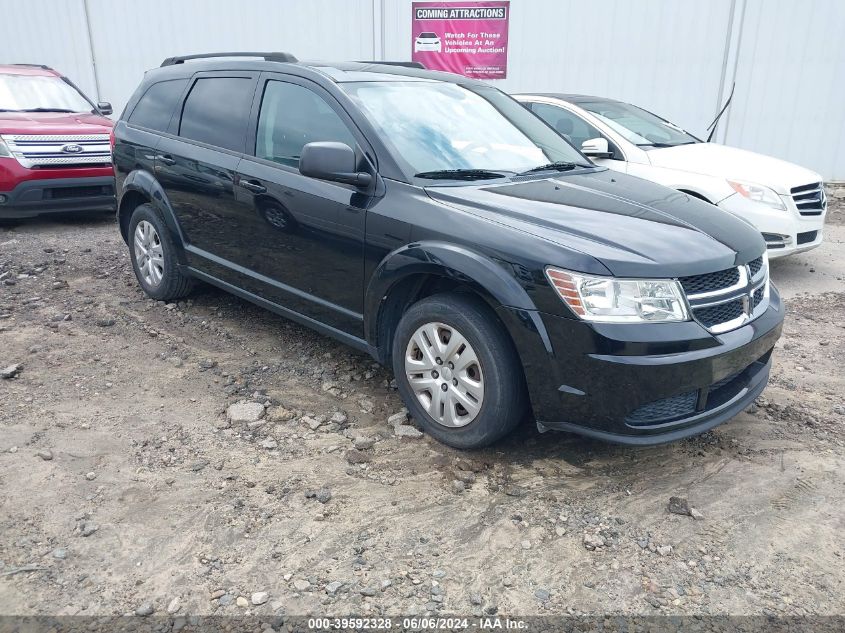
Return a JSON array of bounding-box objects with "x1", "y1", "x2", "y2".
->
[
  {"x1": 0, "y1": 137, "x2": 12, "y2": 158},
  {"x1": 727, "y1": 179, "x2": 785, "y2": 210},
  {"x1": 546, "y1": 267, "x2": 689, "y2": 323}
]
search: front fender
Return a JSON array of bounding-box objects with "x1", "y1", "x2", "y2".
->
[
  {"x1": 364, "y1": 240, "x2": 553, "y2": 357},
  {"x1": 120, "y1": 169, "x2": 188, "y2": 265}
]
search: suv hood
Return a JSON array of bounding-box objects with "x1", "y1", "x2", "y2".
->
[
  {"x1": 0, "y1": 111, "x2": 113, "y2": 135},
  {"x1": 426, "y1": 169, "x2": 765, "y2": 278},
  {"x1": 647, "y1": 142, "x2": 820, "y2": 193}
]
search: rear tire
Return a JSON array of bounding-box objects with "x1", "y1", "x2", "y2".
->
[
  {"x1": 128, "y1": 203, "x2": 193, "y2": 301},
  {"x1": 392, "y1": 292, "x2": 526, "y2": 449}
]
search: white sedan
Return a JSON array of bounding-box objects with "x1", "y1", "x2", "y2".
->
[
  {"x1": 514, "y1": 93, "x2": 827, "y2": 258},
  {"x1": 414, "y1": 32, "x2": 442, "y2": 53}
]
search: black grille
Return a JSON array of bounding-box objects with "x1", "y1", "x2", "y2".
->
[
  {"x1": 748, "y1": 256, "x2": 763, "y2": 277},
  {"x1": 693, "y1": 299, "x2": 744, "y2": 329},
  {"x1": 797, "y1": 230, "x2": 818, "y2": 245},
  {"x1": 751, "y1": 286, "x2": 765, "y2": 310},
  {"x1": 625, "y1": 390, "x2": 698, "y2": 426},
  {"x1": 679, "y1": 267, "x2": 739, "y2": 295},
  {"x1": 791, "y1": 182, "x2": 825, "y2": 216},
  {"x1": 625, "y1": 357, "x2": 765, "y2": 429},
  {"x1": 47, "y1": 185, "x2": 114, "y2": 199}
]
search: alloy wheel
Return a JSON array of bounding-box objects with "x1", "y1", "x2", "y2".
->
[{"x1": 134, "y1": 220, "x2": 165, "y2": 287}]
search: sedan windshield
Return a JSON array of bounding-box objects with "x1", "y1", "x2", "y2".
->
[
  {"x1": 0, "y1": 74, "x2": 93, "y2": 113},
  {"x1": 578, "y1": 100, "x2": 699, "y2": 147},
  {"x1": 342, "y1": 81, "x2": 590, "y2": 178}
]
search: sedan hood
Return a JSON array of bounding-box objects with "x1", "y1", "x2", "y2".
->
[
  {"x1": 0, "y1": 111, "x2": 113, "y2": 135},
  {"x1": 426, "y1": 169, "x2": 765, "y2": 278},
  {"x1": 647, "y1": 142, "x2": 820, "y2": 193}
]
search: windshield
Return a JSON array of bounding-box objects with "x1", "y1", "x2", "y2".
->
[
  {"x1": 0, "y1": 74, "x2": 93, "y2": 113},
  {"x1": 342, "y1": 81, "x2": 589, "y2": 177},
  {"x1": 578, "y1": 100, "x2": 699, "y2": 147}
]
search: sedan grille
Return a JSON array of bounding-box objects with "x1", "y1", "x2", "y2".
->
[
  {"x1": 0, "y1": 134, "x2": 111, "y2": 168},
  {"x1": 790, "y1": 182, "x2": 826, "y2": 216}
]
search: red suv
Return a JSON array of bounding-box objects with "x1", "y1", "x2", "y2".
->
[{"x1": 0, "y1": 64, "x2": 115, "y2": 219}]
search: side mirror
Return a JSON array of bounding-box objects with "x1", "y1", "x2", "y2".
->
[
  {"x1": 97, "y1": 101, "x2": 113, "y2": 116},
  {"x1": 581, "y1": 137, "x2": 613, "y2": 159},
  {"x1": 299, "y1": 142, "x2": 372, "y2": 187}
]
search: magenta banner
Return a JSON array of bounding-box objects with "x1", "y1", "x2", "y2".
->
[{"x1": 411, "y1": 2, "x2": 510, "y2": 79}]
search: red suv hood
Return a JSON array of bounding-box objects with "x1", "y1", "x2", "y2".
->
[{"x1": 0, "y1": 111, "x2": 113, "y2": 135}]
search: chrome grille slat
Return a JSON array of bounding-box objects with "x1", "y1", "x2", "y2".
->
[
  {"x1": 2, "y1": 134, "x2": 110, "y2": 142},
  {"x1": 0, "y1": 133, "x2": 111, "y2": 168},
  {"x1": 790, "y1": 181, "x2": 826, "y2": 216}
]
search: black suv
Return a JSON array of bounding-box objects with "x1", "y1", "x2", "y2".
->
[{"x1": 113, "y1": 52, "x2": 783, "y2": 448}]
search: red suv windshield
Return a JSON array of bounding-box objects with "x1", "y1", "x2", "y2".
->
[{"x1": 0, "y1": 73, "x2": 93, "y2": 113}]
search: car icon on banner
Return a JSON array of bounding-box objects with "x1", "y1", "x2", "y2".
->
[{"x1": 414, "y1": 32, "x2": 442, "y2": 52}]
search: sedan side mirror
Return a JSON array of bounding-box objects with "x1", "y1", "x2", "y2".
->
[
  {"x1": 299, "y1": 142, "x2": 372, "y2": 187},
  {"x1": 581, "y1": 137, "x2": 613, "y2": 159},
  {"x1": 97, "y1": 101, "x2": 113, "y2": 116}
]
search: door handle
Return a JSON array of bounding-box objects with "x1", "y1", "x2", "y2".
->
[
  {"x1": 238, "y1": 179, "x2": 267, "y2": 194},
  {"x1": 156, "y1": 154, "x2": 176, "y2": 165}
]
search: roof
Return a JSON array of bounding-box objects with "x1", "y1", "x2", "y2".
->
[
  {"x1": 514, "y1": 93, "x2": 620, "y2": 104},
  {"x1": 148, "y1": 54, "x2": 480, "y2": 86},
  {"x1": 0, "y1": 64, "x2": 59, "y2": 77}
]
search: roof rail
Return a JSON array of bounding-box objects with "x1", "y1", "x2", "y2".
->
[
  {"x1": 160, "y1": 52, "x2": 298, "y2": 67},
  {"x1": 10, "y1": 63, "x2": 53, "y2": 70},
  {"x1": 355, "y1": 61, "x2": 426, "y2": 69}
]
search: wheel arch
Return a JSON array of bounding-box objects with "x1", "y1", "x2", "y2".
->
[
  {"x1": 365, "y1": 241, "x2": 549, "y2": 364},
  {"x1": 118, "y1": 170, "x2": 188, "y2": 264}
]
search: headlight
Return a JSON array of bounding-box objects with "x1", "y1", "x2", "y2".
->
[
  {"x1": 546, "y1": 267, "x2": 689, "y2": 323},
  {"x1": 0, "y1": 137, "x2": 12, "y2": 158},
  {"x1": 727, "y1": 179, "x2": 785, "y2": 210}
]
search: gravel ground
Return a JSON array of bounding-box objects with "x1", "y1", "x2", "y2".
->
[{"x1": 0, "y1": 189, "x2": 843, "y2": 619}]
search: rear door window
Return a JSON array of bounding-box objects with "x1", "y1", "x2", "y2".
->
[
  {"x1": 254, "y1": 80, "x2": 356, "y2": 169},
  {"x1": 127, "y1": 79, "x2": 188, "y2": 132},
  {"x1": 179, "y1": 77, "x2": 255, "y2": 152}
]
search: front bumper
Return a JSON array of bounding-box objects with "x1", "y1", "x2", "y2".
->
[
  {"x1": 500, "y1": 286, "x2": 784, "y2": 445},
  {"x1": 717, "y1": 193, "x2": 825, "y2": 258},
  {"x1": 0, "y1": 175, "x2": 116, "y2": 218}
]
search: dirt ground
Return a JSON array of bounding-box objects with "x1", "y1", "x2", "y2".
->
[{"x1": 1, "y1": 190, "x2": 843, "y2": 620}]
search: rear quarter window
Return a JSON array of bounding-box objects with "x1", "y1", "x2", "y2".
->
[
  {"x1": 178, "y1": 77, "x2": 255, "y2": 152},
  {"x1": 127, "y1": 79, "x2": 188, "y2": 132}
]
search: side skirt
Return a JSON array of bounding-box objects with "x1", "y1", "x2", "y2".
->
[{"x1": 185, "y1": 266, "x2": 379, "y2": 360}]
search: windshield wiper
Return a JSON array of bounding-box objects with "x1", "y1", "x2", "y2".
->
[
  {"x1": 19, "y1": 108, "x2": 79, "y2": 113},
  {"x1": 517, "y1": 161, "x2": 590, "y2": 176},
  {"x1": 636, "y1": 141, "x2": 697, "y2": 148},
  {"x1": 414, "y1": 169, "x2": 509, "y2": 181}
]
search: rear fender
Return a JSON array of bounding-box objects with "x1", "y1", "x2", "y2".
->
[{"x1": 119, "y1": 170, "x2": 187, "y2": 265}]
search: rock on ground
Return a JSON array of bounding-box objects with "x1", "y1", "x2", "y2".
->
[{"x1": 227, "y1": 401, "x2": 266, "y2": 423}]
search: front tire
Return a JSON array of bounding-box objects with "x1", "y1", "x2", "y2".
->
[
  {"x1": 392, "y1": 292, "x2": 527, "y2": 449},
  {"x1": 128, "y1": 203, "x2": 193, "y2": 301}
]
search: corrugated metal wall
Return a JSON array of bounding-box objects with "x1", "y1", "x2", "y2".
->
[
  {"x1": 2, "y1": 0, "x2": 844, "y2": 179},
  {"x1": 720, "y1": 0, "x2": 845, "y2": 180}
]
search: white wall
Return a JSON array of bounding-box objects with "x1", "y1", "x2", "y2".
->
[
  {"x1": 720, "y1": 0, "x2": 845, "y2": 180},
  {"x1": 385, "y1": 0, "x2": 736, "y2": 139},
  {"x1": 2, "y1": 0, "x2": 844, "y2": 179}
]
